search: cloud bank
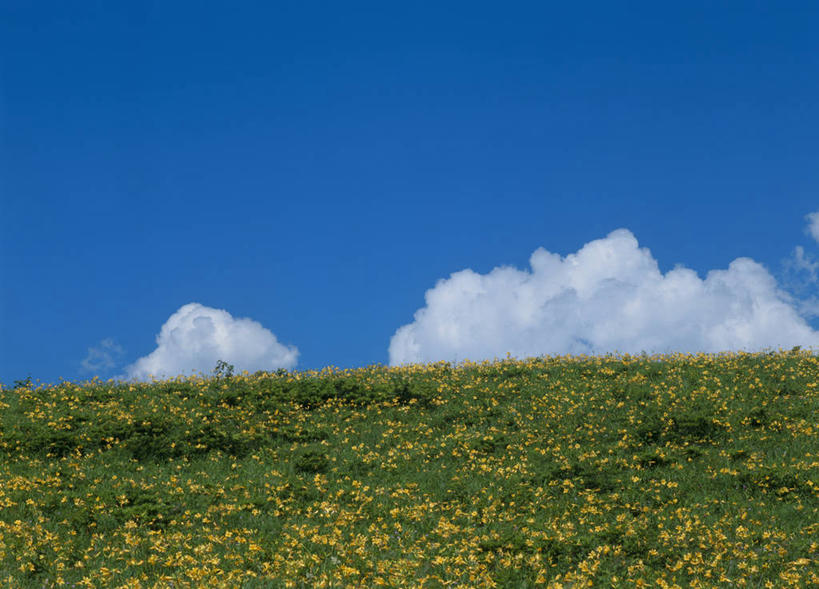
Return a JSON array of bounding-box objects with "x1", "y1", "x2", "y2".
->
[
  {"x1": 389, "y1": 229, "x2": 819, "y2": 365},
  {"x1": 125, "y1": 303, "x2": 298, "y2": 381}
]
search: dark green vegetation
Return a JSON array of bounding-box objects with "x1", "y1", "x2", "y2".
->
[{"x1": 0, "y1": 351, "x2": 817, "y2": 587}]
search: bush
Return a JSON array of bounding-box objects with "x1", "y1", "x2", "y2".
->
[{"x1": 294, "y1": 449, "x2": 329, "y2": 474}]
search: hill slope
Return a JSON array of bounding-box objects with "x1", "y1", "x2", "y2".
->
[{"x1": 1, "y1": 351, "x2": 817, "y2": 587}]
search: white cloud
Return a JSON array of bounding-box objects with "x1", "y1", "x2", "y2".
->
[
  {"x1": 81, "y1": 338, "x2": 124, "y2": 373},
  {"x1": 125, "y1": 303, "x2": 298, "y2": 381},
  {"x1": 791, "y1": 246, "x2": 818, "y2": 283},
  {"x1": 807, "y1": 211, "x2": 819, "y2": 243},
  {"x1": 796, "y1": 296, "x2": 819, "y2": 319},
  {"x1": 389, "y1": 229, "x2": 819, "y2": 365}
]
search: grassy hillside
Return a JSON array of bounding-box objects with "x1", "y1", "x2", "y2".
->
[{"x1": 0, "y1": 351, "x2": 817, "y2": 588}]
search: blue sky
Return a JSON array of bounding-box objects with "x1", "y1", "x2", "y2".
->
[{"x1": 2, "y1": 2, "x2": 818, "y2": 384}]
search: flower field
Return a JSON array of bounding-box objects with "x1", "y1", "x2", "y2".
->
[{"x1": 0, "y1": 351, "x2": 817, "y2": 588}]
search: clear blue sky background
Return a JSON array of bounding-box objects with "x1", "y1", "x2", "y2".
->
[{"x1": 2, "y1": 2, "x2": 818, "y2": 384}]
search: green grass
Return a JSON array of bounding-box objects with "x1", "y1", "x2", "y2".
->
[{"x1": 0, "y1": 350, "x2": 817, "y2": 588}]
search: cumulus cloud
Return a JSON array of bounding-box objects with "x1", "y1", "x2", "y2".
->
[
  {"x1": 125, "y1": 303, "x2": 298, "y2": 381},
  {"x1": 389, "y1": 229, "x2": 819, "y2": 365},
  {"x1": 807, "y1": 211, "x2": 819, "y2": 243},
  {"x1": 81, "y1": 338, "x2": 124, "y2": 373}
]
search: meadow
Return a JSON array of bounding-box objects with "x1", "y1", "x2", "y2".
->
[{"x1": 0, "y1": 350, "x2": 817, "y2": 588}]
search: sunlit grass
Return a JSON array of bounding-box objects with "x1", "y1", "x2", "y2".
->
[{"x1": 1, "y1": 350, "x2": 817, "y2": 587}]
